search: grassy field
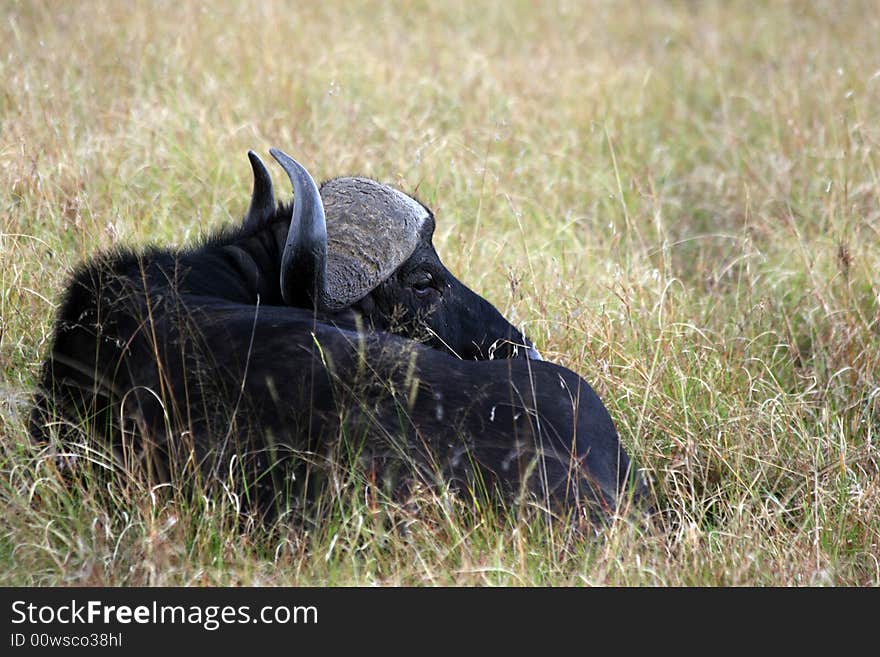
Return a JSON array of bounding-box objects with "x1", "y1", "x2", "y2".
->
[{"x1": 1, "y1": 0, "x2": 878, "y2": 586}]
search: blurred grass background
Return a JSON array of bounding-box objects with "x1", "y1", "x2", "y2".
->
[{"x1": 1, "y1": 0, "x2": 878, "y2": 585}]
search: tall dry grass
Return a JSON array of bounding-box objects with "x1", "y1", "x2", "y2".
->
[{"x1": 1, "y1": 0, "x2": 878, "y2": 585}]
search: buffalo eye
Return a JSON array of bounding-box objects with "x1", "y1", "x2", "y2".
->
[{"x1": 411, "y1": 272, "x2": 435, "y2": 298}]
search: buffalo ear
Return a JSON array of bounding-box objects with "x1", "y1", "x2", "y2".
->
[{"x1": 243, "y1": 150, "x2": 276, "y2": 228}]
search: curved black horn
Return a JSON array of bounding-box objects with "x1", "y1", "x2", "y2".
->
[
  {"x1": 269, "y1": 148, "x2": 331, "y2": 309},
  {"x1": 244, "y1": 151, "x2": 275, "y2": 228}
]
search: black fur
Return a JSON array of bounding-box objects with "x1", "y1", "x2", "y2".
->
[{"x1": 30, "y1": 185, "x2": 647, "y2": 519}]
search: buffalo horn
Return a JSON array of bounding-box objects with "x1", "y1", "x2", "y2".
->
[
  {"x1": 244, "y1": 150, "x2": 276, "y2": 228},
  {"x1": 270, "y1": 148, "x2": 428, "y2": 311},
  {"x1": 270, "y1": 148, "x2": 333, "y2": 309}
]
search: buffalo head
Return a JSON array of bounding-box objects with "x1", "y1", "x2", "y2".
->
[{"x1": 246, "y1": 148, "x2": 542, "y2": 362}]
